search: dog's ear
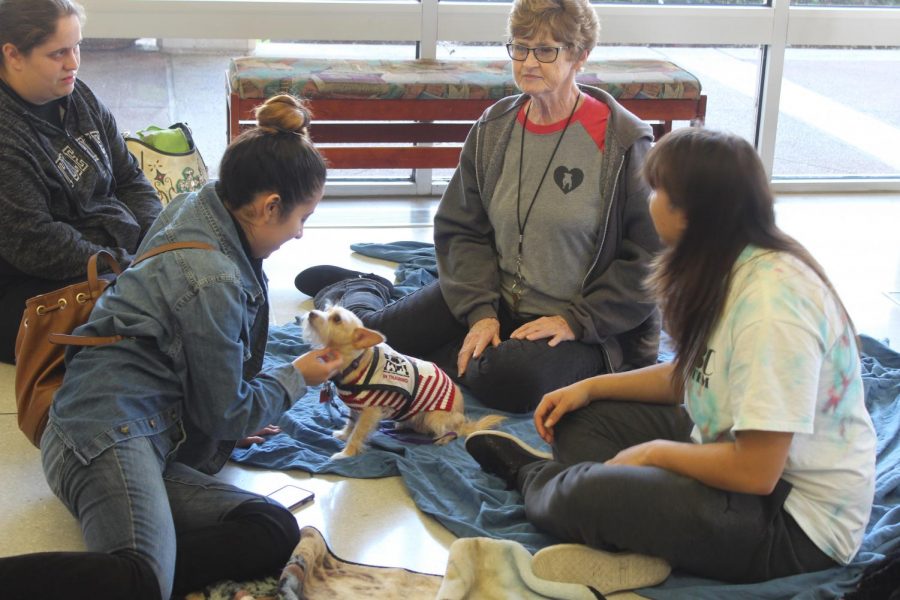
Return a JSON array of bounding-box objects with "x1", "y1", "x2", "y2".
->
[{"x1": 351, "y1": 327, "x2": 386, "y2": 349}]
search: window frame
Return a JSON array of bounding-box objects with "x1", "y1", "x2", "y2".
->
[{"x1": 79, "y1": 0, "x2": 900, "y2": 194}]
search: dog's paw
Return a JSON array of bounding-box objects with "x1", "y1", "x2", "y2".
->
[
  {"x1": 330, "y1": 449, "x2": 356, "y2": 460},
  {"x1": 332, "y1": 429, "x2": 350, "y2": 441}
]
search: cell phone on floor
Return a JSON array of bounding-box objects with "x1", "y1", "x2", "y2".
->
[{"x1": 267, "y1": 484, "x2": 315, "y2": 510}]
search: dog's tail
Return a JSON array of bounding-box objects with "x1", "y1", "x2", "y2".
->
[{"x1": 457, "y1": 414, "x2": 506, "y2": 437}]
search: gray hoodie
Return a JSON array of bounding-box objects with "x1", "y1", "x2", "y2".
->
[
  {"x1": 0, "y1": 78, "x2": 161, "y2": 287},
  {"x1": 434, "y1": 85, "x2": 661, "y2": 371}
]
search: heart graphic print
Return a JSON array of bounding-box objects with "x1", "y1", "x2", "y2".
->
[{"x1": 554, "y1": 166, "x2": 583, "y2": 194}]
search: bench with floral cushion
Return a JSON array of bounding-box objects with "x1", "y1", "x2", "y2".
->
[{"x1": 227, "y1": 57, "x2": 706, "y2": 170}]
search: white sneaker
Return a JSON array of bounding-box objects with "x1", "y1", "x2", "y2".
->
[{"x1": 532, "y1": 543, "x2": 671, "y2": 595}]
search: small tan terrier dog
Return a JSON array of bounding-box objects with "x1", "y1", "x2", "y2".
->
[{"x1": 303, "y1": 305, "x2": 505, "y2": 460}]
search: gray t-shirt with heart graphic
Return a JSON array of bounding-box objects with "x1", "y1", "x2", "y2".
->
[{"x1": 488, "y1": 94, "x2": 609, "y2": 319}]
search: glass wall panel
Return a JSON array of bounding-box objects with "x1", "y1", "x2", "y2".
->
[
  {"x1": 79, "y1": 39, "x2": 234, "y2": 177},
  {"x1": 258, "y1": 41, "x2": 419, "y2": 181},
  {"x1": 434, "y1": 42, "x2": 761, "y2": 180},
  {"x1": 791, "y1": 0, "x2": 899, "y2": 6},
  {"x1": 77, "y1": 3, "x2": 900, "y2": 187},
  {"x1": 773, "y1": 47, "x2": 900, "y2": 178},
  {"x1": 255, "y1": 41, "x2": 416, "y2": 61},
  {"x1": 598, "y1": 0, "x2": 766, "y2": 4},
  {"x1": 469, "y1": 0, "x2": 768, "y2": 4},
  {"x1": 81, "y1": 40, "x2": 418, "y2": 180}
]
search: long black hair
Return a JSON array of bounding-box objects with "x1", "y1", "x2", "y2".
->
[{"x1": 643, "y1": 128, "x2": 851, "y2": 396}]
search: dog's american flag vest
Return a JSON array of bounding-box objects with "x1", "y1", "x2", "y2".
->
[{"x1": 335, "y1": 346, "x2": 455, "y2": 422}]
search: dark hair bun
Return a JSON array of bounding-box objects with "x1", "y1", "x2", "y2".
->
[{"x1": 255, "y1": 94, "x2": 311, "y2": 136}]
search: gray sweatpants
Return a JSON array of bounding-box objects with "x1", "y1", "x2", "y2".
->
[{"x1": 518, "y1": 400, "x2": 837, "y2": 583}]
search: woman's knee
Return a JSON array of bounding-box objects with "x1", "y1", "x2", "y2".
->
[
  {"x1": 463, "y1": 347, "x2": 543, "y2": 412},
  {"x1": 227, "y1": 499, "x2": 300, "y2": 559},
  {"x1": 465, "y1": 340, "x2": 544, "y2": 410},
  {"x1": 552, "y1": 401, "x2": 638, "y2": 463},
  {"x1": 464, "y1": 339, "x2": 605, "y2": 413},
  {"x1": 522, "y1": 462, "x2": 614, "y2": 543},
  {"x1": 112, "y1": 549, "x2": 165, "y2": 600}
]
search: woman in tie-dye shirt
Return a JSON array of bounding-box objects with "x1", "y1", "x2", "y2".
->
[{"x1": 465, "y1": 128, "x2": 876, "y2": 592}]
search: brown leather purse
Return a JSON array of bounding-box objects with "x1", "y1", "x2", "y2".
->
[{"x1": 14, "y1": 241, "x2": 213, "y2": 447}]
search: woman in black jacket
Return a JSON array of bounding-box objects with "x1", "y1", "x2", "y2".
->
[{"x1": 0, "y1": 0, "x2": 161, "y2": 363}]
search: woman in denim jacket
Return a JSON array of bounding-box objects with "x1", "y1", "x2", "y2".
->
[{"x1": 0, "y1": 94, "x2": 342, "y2": 600}]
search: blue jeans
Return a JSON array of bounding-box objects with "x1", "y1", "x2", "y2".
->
[{"x1": 41, "y1": 424, "x2": 270, "y2": 599}]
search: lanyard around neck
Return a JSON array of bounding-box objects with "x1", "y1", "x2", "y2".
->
[
  {"x1": 515, "y1": 94, "x2": 580, "y2": 257},
  {"x1": 510, "y1": 93, "x2": 580, "y2": 313}
]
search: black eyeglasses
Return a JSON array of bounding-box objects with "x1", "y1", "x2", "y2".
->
[{"x1": 506, "y1": 43, "x2": 569, "y2": 64}]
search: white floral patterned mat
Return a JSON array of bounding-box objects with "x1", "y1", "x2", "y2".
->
[{"x1": 186, "y1": 526, "x2": 442, "y2": 600}]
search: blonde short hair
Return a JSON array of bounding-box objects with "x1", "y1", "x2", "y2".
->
[{"x1": 507, "y1": 0, "x2": 600, "y2": 58}]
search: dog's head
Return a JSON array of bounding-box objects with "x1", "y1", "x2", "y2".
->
[{"x1": 302, "y1": 305, "x2": 386, "y2": 371}]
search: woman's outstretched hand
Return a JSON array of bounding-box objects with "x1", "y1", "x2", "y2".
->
[
  {"x1": 236, "y1": 424, "x2": 282, "y2": 448},
  {"x1": 533, "y1": 381, "x2": 593, "y2": 444},
  {"x1": 294, "y1": 348, "x2": 343, "y2": 386},
  {"x1": 457, "y1": 317, "x2": 501, "y2": 377}
]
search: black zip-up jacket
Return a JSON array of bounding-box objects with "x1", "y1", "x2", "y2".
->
[{"x1": 0, "y1": 78, "x2": 161, "y2": 287}]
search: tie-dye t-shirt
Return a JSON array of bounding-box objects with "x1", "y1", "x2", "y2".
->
[{"x1": 685, "y1": 246, "x2": 876, "y2": 565}]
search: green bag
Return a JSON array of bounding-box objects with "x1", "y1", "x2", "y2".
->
[
  {"x1": 131, "y1": 124, "x2": 192, "y2": 153},
  {"x1": 125, "y1": 122, "x2": 208, "y2": 205}
]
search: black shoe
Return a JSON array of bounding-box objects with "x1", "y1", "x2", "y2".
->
[
  {"x1": 294, "y1": 265, "x2": 393, "y2": 298},
  {"x1": 464, "y1": 431, "x2": 552, "y2": 489}
]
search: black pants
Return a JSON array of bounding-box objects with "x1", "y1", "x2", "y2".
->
[
  {"x1": 0, "y1": 275, "x2": 83, "y2": 364},
  {"x1": 0, "y1": 498, "x2": 299, "y2": 600},
  {"x1": 340, "y1": 279, "x2": 608, "y2": 413},
  {"x1": 518, "y1": 400, "x2": 838, "y2": 583}
]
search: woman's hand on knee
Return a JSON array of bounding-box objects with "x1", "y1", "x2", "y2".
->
[
  {"x1": 510, "y1": 315, "x2": 574, "y2": 347},
  {"x1": 605, "y1": 440, "x2": 669, "y2": 467},
  {"x1": 457, "y1": 318, "x2": 500, "y2": 376},
  {"x1": 293, "y1": 348, "x2": 343, "y2": 386},
  {"x1": 534, "y1": 381, "x2": 592, "y2": 444}
]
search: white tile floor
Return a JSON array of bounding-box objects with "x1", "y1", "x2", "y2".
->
[{"x1": 0, "y1": 193, "x2": 897, "y2": 598}]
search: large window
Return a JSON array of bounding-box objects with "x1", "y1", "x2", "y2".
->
[
  {"x1": 774, "y1": 47, "x2": 900, "y2": 178},
  {"x1": 79, "y1": 0, "x2": 900, "y2": 194}
]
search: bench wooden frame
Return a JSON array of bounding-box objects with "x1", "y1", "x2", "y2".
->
[{"x1": 227, "y1": 80, "x2": 707, "y2": 170}]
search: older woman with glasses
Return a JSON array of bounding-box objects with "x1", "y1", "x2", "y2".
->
[{"x1": 295, "y1": 0, "x2": 661, "y2": 413}]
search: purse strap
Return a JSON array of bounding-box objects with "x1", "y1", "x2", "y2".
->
[
  {"x1": 48, "y1": 333, "x2": 125, "y2": 346},
  {"x1": 50, "y1": 241, "x2": 216, "y2": 347},
  {"x1": 86, "y1": 250, "x2": 123, "y2": 301}
]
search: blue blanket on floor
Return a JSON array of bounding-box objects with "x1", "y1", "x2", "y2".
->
[
  {"x1": 241, "y1": 319, "x2": 559, "y2": 551},
  {"x1": 238, "y1": 327, "x2": 900, "y2": 599},
  {"x1": 239, "y1": 241, "x2": 900, "y2": 598},
  {"x1": 349, "y1": 241, "x2": 437, "y2": 298}
]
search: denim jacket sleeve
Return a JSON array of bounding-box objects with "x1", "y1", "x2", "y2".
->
[{"x1": 175, "y1": 277, "x2": 307, "y2": 441}]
